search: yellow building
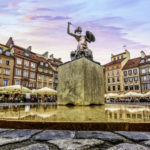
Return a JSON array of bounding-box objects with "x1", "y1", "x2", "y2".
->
[
  {"x1": 122, "y1": 57, "x2": 141, "y2": 93},
  {"x1": 0, "y1": 44, "x2": 14, "y2": 86},
  {"x1": 104, "y1": 50, "x2": 130, "y2": 94},
  {"x1": 36, "y1": 55, "x2": 56, "y2": 89}
]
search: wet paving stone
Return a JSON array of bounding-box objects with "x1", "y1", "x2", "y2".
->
[
  {"x1": 35, "y1": 130, "x2": 75, "y2": 141},
  {"x1": 143, "y1": 140, "x2": 150, "y2": 146},
  {"x1": 15, "y1": 143, "x2": 49, "y2": 150},
  {"x1": 49, "y1": 139, "x2": 104, "y2": 150},
  {"x1": 0, "y1": 129, "x2": 41, "y2": 146},
  {"x1": 115, "y1": 131, "x2": 150, "y2": 142},
  {"x1": 107, "y1": 143, "x2": 149, "y2": 150},
  {"x1": 76, "y1": 131, "x2": 124, "y2": 143},
  {"x1": 0, "y1": 129, "x2": 11, "y2": 133}
]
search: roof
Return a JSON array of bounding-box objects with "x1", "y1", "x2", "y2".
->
[
  {"x1": 0, "y1": 43, "x2": 9, "y2": 48},
  {"x1": 111, "y1": 52, "x2": 126, "y2": 57},
  {"x1": 122, "y1": 57, "x2": 141, "y2": 70},
  {"x1": 104, "y1": 58, "x2": 125, "y2": 67}
]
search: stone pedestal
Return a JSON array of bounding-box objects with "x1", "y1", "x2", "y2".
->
[{"x1": 57, "y1": 57, "x2": 104, "y2": 105}]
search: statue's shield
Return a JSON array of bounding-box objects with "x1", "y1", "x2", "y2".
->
[{"x1": 86, "y1": 31, "x2": 96, "y2": 42}]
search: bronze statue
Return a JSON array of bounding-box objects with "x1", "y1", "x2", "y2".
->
[{"x1": 67, "y1": 22, "x2": 95, "y2": 60}]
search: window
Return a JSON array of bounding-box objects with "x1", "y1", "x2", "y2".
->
[
  {"x1": 38, "y1": 68, "x2": 42, "y2": 72},
  {"x1": 118, "y1": 85, "x2": 120, "y2": 91},
  {"x1": 108, "y1": 78, "x2": 110, "y2": 83},
  {"x1": 140, "y1": 59, "x2": 145, "y2": 63},
  {"x1": 143, "y1": 84, "x2": 147, "y2": 90},
  {"x1": 4, "y1": 69, "x2": 9, "y2": 75},
  {"x1": 45, "y1": 63, "x2": 48, "y2": 67},
  {"x1": 134, "y1": 76, "x2": 138, "y2": 81},
  {"x1": 17, "y1": 58, "x2": 22, "y2": 65},
  {"x1": 38, "y1": 82, "x2": 41, "y2": 88},
  {"x1": 49, "y1": 83, "x2": 52, "y2": 88},
  {"x1": 112, "y1": 78, "x2": 115, "y2": 82},
  {"x1": 133, "y1": 69, "x2": 137, "y2": 74},
  {"x1": 40, "y1": 62, "x2": 44, "y2": 66},
  {"x1": 24, "y1": 60, "x2": 29, "y2": 67},
  {"x1": 116, "y1": 65, "x2": 119, "y2": 69},
  {"x1": 5, "y1": 51, "x2": 10, "y2": 56},
  {"x1": 31, "y1": 62, "x2": 35, "y2": 68},
  {"x1": 107, "y1": 72, "x2": 109, "y2": 76},
  {"x1": 129, "y1": 77, "x2": 133, "y2": 82},
  {"x1": 117, "y1": 56, "x2": 119, "y2": 60},
  {"x1": 124, "y1": 71, "x2": 127, "y2": 76},
  {"x1": 24, "y1": 52, "x2": 29, "y2": 57},
  {"x1": 148, "y1": 84, "x2": 150, "y2": 89},
  {"x1": 16, "y1": 69, "x2": 21, "y2": 76},
  {"x1": 38, "y1": 75, "x2": 41, "y2": 80},
  {"x1": 0, "y1": 58, "x2": 2, "y2": 64},
  {"x1": 3, "y1": 80, "x2": 8, "y2": 86},
  {"x1": 112, "y1": 71, "x2": 114, "y2": 76},
  {"x1": 5, "y1": 60, "x2": 10, "y2": 66},
  {"x1": 23, "y1": 70, "x2": 28, "y2": 77},
  {"x1": 49, "y1": 78, "x2": 52, "y2": 82},
  {"x1": 128, "y1": 70, "x2": 132, "y2": 75},
  {"x1": 15, "y1": 80, "x2": 20, "y2": 85},
  {"x1": 30, "y1": 72, "x2": 35, "y2": 79},
  {"x1": 129, "y1": 85, "x2": 134, "y2": 90},
  {"x1": 114, "y1": 58, "x2": 116, "y2": 61},
  {"x1": 124, "y1": 86, "x2": 128, "y2": 91},
  {"x1": 44, "y1": 83, "x2": 47, "y2": 87},
  {"x1": 124, "y1": 78, "x2": 128, "y2": 82},
  {"x1": 116, "y1": 70, "x2": 119, "y2": 76},
  {"x1": 141, "y1": 68, "x2": 146, "y2": 74},
  {"x1": 117, "y1": 77, "x2": 120, "y2": 82},
  {"x1": 44, "y1": 76, "x2": 47, "y2": 81},
  {"x1": 29, "y1": 83, "x2": 34, "y2": 87},
  {"x1": 113, "y1": 86, "x2": 115, "y2": 91},
  {"x1": 44, "y1": 69, "x2": 48, "y2": 73},
  {"x1": 147, "y1": 57, "x2": 150, "y2": 62},
  {"x1": 142, "y1": 76, "x2": 147, "y2": 81},
  {"x1": 0, "y1": 48, "x2": 3, "y2": 54},
  {"x1": 108, "y1": 86, "x2": 111, "y2": 91},
  {"x1": 121, "y1": 55, "x2": 123, "y2": 59},
  {"x1": 135, "y1": 85, "x2": 139, "y2": 90},
  {"x1": 23, "y1": 81, "x2": 28, "y2": 87}
]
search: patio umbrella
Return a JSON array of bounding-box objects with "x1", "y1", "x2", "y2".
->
[
  {"x1": 104, "y1": 93, "x2": 119, "y2": 98},
  {"x1": 33, "y1": 87, "x2": 57, "y2": 95},
  {"x1": 123, "y1": 92, "x2": 142, "y2": 97},
  {"x1": 3, "y1": 85, "x2": 31, "y2": 94},
  {"x1": 143, "y1": 91, "x2": 150, "y2": 97}
]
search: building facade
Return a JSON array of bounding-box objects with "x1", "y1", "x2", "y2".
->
[
  {"x1": 104, "y1": 50, "x2": 130, "y2": 94},
  {"x1": 122, "y1": 57, "x2": 141, "y2": 93},
  {"x1": 139, "y1": 51, "x2": 150, "y2": 93},
  {"x1": 0, "y1": 45, "x2": 14, "y2": 86}
]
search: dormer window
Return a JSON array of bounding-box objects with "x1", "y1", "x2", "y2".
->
[
  {"x1": 147, "y1": 57, "x2": 150, "y2": 62},
  {"x1": 24, "y1": 52, "x2": 29, "y2": 57},
  {"x1": 140, "y1": 59, "x2": 145, "y2": 63},
  {"x1": 5, "y1": 51, "x2": 10, "y2": 56},
  {"x1": 45, "y1": 63, "x2": 48, "y2": 67},
  {"x1": 0, "y1": 48, "x2": 3, "y2": 54},
  {"x1": 40, "y1": 62, "x2": 44, "y2": 66}
]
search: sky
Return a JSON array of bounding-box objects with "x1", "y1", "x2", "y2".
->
[{"x1": 0, "y1": 0, "x2": 150, "y2": 64}]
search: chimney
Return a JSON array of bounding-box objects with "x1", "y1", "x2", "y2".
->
[
  {"x1": 6, "y1": 37, "x2": 14, "y2": 48},
  {"x1": 141, "y1": 51, "x2": 146, "y2": 58},
  {"x1": 27, "y1": 46, "x2": 32, "y2": 51}
]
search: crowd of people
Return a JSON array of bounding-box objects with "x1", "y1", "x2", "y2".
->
[
  {"x1": 106, "y1": 97, "x2": 150, "y2": 103},
  {"x1": 0, "y1": 94, "x2": 57, "y2": 103}
]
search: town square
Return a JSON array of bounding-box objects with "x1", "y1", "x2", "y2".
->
[{"x1": 0, "y1": 0, "x2": 150, "y2": 149}]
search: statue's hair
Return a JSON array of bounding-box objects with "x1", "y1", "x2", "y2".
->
[{"x1": 74, "y1": 26, "x2": 82, "y2": 33}]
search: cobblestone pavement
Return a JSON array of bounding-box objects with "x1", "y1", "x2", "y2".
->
[{"x1": 0, "y1": 129, "x2": 149, "y2": 150}]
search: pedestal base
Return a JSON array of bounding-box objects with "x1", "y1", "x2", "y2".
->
[{"x1": 57, "y1": 57, "x2": 104, "y2": 105}]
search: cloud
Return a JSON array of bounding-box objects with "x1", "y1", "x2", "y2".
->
[
  {"x1": 8, "y1": 2, "x2": 15, "y2": 8},
  {"x1": 23, "y1": 15, "x2": 71, "y2": 21},
  {"x1": 34, "y1": 8, "x2": 54, "y2": 12}
]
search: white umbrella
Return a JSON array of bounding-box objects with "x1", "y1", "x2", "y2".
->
[
  {"x1": 143, "y1": 91, "x2": 150, "y2": 97},
  {"x1": 123, "y1": 92, "x2": 142, "y2": 97},
  {"x1": 33, "y1": 87, "x2": 57, "y2": 95},
  {"x1": 3, "y1": 85, "x2": 31, "y2": 94},
  {"x1": 105, "y1": 93, "x2": 119, "y2": 98}
]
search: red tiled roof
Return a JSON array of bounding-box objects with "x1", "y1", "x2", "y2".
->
[
  {"x1": 104, "y1": 58, "x2": 125, "y2": 67},
  {"x1": 122, "y1": 57, "x2": 141, "y2": 70}
]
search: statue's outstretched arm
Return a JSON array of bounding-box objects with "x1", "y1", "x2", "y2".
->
[{"x1": 67, "y1": 22, "x2": 76, "y2": 37}]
